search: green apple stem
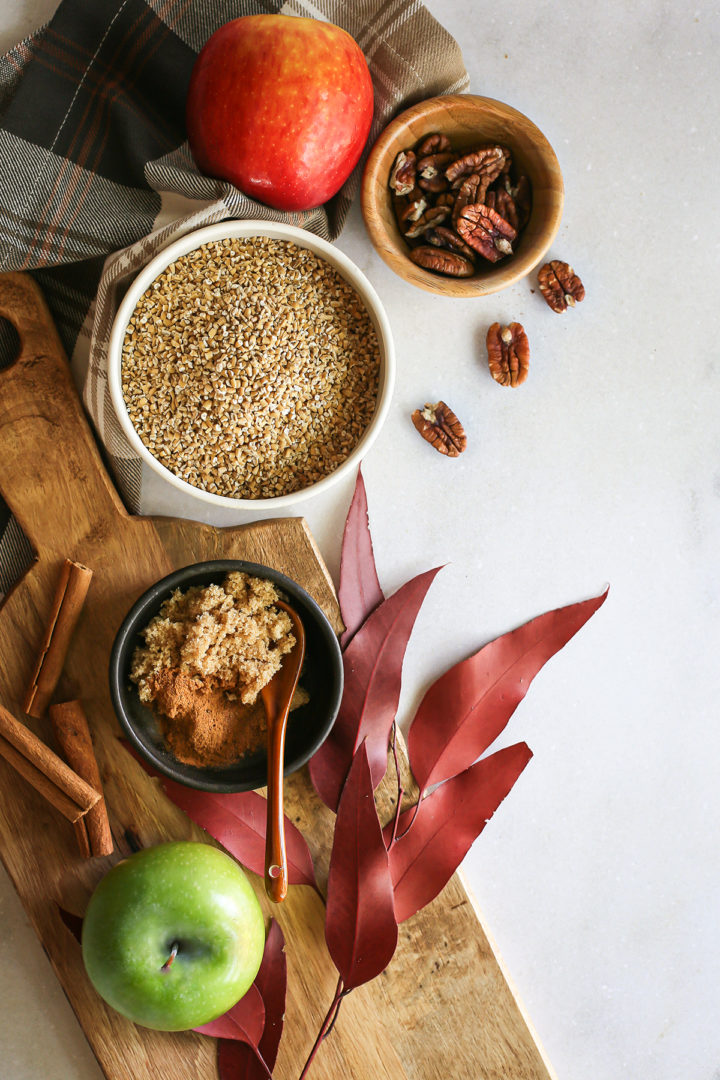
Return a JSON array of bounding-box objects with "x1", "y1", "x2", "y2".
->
[
  {"x1": 297, "y1": 976, "x2": 345, "y2": 1080},
  {"x1": 160, "y1": 942, "x2": 179, "y2": 972}
]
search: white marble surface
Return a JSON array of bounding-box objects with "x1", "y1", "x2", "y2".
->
[{"x1": 2, "y1": 2, "x2": 720, "y2": 1079}]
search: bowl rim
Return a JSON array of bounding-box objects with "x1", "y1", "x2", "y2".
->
[
  {"x1": 109, "y1": 558, "x2": 344, "y2": 792},
  {"x1": 107, "y1": 219, "x2": 395, "y2": 509},
  {"x1": 361, "y1": 92, "x2": 564, "y2": 297}
]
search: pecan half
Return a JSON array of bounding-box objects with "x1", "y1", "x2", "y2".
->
[
  {"x1": 455, "y1": 203, "x2": 517, "y2": 262},
  {"x1": 452, "y1": 173, "x2": 484, "y2": 226},
  {"x1": 424, "y1": 225, "x2": 477, "y2": 260},
  {"x1": 410, "y1": 245, "x2": 475, "y2": 277},
  {"x1": 414, "y1": 152, "x2": 453, "y2": 181},
  {"x1": 394, "y1": 191, "x2": 428, "y2": 231},
  {"x1": 484, "y1": 185, "x2": 520, "y2": 232},
  {"x1": 411, "y1": 401, "x2": 467, "y2": 456},
  {"x1": 434, "y1": 191, "x2": 456, "y2": 210},
  {"x1": 445, "y1": 145, "x2": 507, "y2": 186},
  {"x1": 486, "y1": 323, "x2": 530, "y2": 387},
  {"x1": 403, "y1": 204, "x2": 450, "y2": 238},
  {"x1": 538, "y1": 260, "x2": 585, "y2": 313},
  {"x1": 389, "y1": 150, "x2": 417, "y2": 196},
  {"x1": 416, "y1": 133, "x2": 452, "y2": 157},
  {"x1": 505, "y1": 174, "x2": 532, "y2": 229},
  {"x1": 417, "y1": 176, "x2": 449, "y2": 195}
]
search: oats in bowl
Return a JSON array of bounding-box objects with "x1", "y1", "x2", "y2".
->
[{"x1": 120, "y1": 235, "x2": 381, "y2": 500}]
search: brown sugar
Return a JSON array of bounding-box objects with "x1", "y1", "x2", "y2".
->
[
  {"x1": 130, "y1": 571, "x2": 308, "y2": 767},
  {"x1": 131, "y1": 571, "x2": 296, "y2": 704}
]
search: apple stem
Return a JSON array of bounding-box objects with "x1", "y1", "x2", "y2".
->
[{"x1": 160, "y1": 942, "x2": 179, "y2": 972}]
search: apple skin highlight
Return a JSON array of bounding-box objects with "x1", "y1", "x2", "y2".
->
[
  {"x1": 186, "y1": 15, "x2": 374, "y2": 211},
  {"x1": 81, "y1": 842, "x2": 265, "y2": 1031}
]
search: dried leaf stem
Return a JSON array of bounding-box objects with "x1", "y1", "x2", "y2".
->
[
  {"x1": 387, "y1": 722, "x2": 405, "y2": 849},
  {"x1": 297, "y1": 977, "x2": 345, "y2": 1080},
  {"x1": 321, "y1": 989, "x2": 350, "y2": 1041}
]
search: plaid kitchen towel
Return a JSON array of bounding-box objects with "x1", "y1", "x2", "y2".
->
[{"x1": 0, "y1": 0, "x2": 468, "y2": 594}]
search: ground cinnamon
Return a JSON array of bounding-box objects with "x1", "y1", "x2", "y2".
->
[{"x1": 148, "y1": 669, "x2": 268, "y2": 768}]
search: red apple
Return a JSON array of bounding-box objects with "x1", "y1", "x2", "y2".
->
[{"x1": 186, "y1": 14, "x2": 374, "y2": 212}]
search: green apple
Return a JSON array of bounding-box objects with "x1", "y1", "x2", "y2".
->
[{"x1": 81, "y1": 841, "x2": 265, "y2": 1031}]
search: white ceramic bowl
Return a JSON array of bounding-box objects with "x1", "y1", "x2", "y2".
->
[{"x1": 107, "y1": 220, "x2": 395, "y2": 509}]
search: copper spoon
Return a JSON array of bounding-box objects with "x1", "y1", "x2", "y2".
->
[{"x1": 260, "y1": 600, "x2": 305, "y2": 903}]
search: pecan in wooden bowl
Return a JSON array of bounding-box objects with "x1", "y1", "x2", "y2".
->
[{"x1": 361, "y1": 94, "x2": 564, "y2": 297}]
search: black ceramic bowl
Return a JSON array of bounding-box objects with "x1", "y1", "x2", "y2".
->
[{"x1": 109, "y1": 560, "x2": 343, "y2": 792}]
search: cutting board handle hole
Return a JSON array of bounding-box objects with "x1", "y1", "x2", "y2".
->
[{"x1": 0, "y1": 318, "x2": 20, "y2": 372}]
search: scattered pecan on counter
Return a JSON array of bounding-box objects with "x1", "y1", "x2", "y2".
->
[
  {"x1": 486, "y1": 322, "x2": 530, "y2": 387},
  {"x1": 411, "y1": 401, "x2": 467, "y2": 456},
  {"x1": 538, "y1": 260, "x2": 585, "y2": 313},
  {"x1": 389, "y1": 133, "x2": 532, "y2": 278}
]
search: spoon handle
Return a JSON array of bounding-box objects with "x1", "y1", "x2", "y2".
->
[{"x1": 265, "y1": 713, "x2": 288, "y2": 903}]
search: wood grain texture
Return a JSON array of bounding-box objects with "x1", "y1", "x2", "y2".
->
[
  {"x1": 361, "y1": 94, "x2": 564, "y2": 297},
  {"x1": 0, "y1": 271, "x2": 555, "y2": 1080}
]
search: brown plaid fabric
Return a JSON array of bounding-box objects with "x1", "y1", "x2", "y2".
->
[{"x1": 0, "y1": 0, "x2": 468, "y2": 593}]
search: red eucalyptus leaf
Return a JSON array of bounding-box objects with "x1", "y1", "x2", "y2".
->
[
  {"x1": 408, "y1": 588, "x2": 608, "y2": 793},
  {"x1": 214, "y1": 921, "x2": 286, "y2": 1080},
  {"x1": 218, "y1": 1039, "x2": 272, "y2": 1080},
  {"x1": 195, "y1": 983, "x2": 265, "y2": 1043},
  {"x1": 388, "y1": 743, "x2": 533, "y2": 922},
  {"x1": 123, "y1": 744, "x2": 316, "y2": 888},
  {"x1": 255, "y1": 919, "x2": 287, "y2": 1071},
  {"x1": 325, "y1": 742, "x2": 398, "y2": 990},
  {"x1": 309, "y1": 567, "x2": 442, "y2": 811},
  {"x1": 338, "y1": 466, "x2": 384, "y2": 650}
]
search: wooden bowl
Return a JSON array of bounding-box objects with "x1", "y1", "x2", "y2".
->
[{"x1": 361, "y1": 94, "x2": 564, "y2": 297}]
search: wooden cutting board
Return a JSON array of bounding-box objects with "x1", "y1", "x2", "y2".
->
[{"x1": 0, "y1": 272, "x2": 555, "y2": 1080}]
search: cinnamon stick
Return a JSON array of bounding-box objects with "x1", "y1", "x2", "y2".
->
[
  {"x1": 71, "y1": 804, "x2": 93, "y2": 858},
  {"x1": 0, "y1": 704, "x2": 100, "y2": 822},
  {"x1": 50, "y1": 701, "x2": 113, "y2": 858},
  {"x1": 24, "y1": 559, "x2": 93, "y2": 718}
]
